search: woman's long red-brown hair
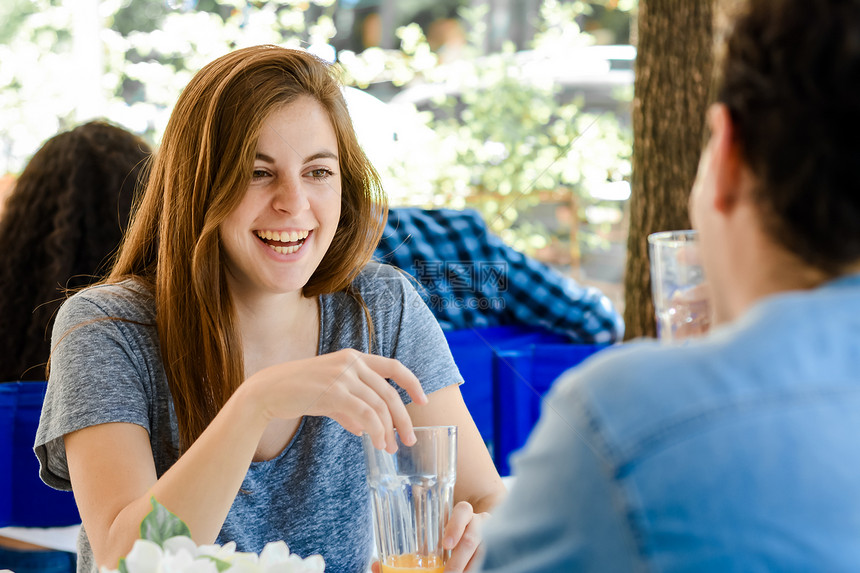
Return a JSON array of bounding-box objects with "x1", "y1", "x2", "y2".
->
[{"x1": 108, "y1": 46, "x2": 386, "y2": 452}]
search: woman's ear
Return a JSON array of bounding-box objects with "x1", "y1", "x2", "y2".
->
[{"x1": 708, "y1": 104, "x2": 745, "y2": 214}]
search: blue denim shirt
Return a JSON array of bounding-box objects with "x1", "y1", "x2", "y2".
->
[{"x1": 480, "y1": 274, "x2": 860, "y2": 572}]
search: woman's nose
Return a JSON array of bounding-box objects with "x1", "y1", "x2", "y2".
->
[{"x1": 271, "y1": 176, "x2": 310, "y2": 214}]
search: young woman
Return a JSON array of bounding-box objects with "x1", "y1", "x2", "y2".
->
[{"x1": 35, "y1": 46, "x2": 505, "y2": 573}]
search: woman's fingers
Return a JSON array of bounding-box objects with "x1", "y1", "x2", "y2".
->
[
  {"x1": 442, "y1": 503, "x2": 485, "y2": 573},
  {"x1": 355, "y1": 361, "x2": 418, "y2": 447},
  {"x1": 345, "y1": 374, "x2": 398, "y2": 452},
  {"x1": 442, "y1": 501, "x2": 473, "y2": 550},
  {"x1": 363, "y1": 354, "x2": 428, "y2": 406},
  {"x1": 330, "y1": 396, "x2": 382, "y2": 442},
  {"x1": 333, "y1": 351, "x2": 422, "y2": 448},
  {"x1": 273, "y1": 350, "x2": 426, "y2": 450}
]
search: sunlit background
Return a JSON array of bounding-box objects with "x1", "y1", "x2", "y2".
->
[{"x1": 0, "y1": 0, "x2": 637, "y2": 307}]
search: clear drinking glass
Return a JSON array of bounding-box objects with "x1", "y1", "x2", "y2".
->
[
  {"x1": 362, "y1": 426, "x2": 457, "y2": 573},
  {"x1": 648, "y1": 230, "x2": 712, "y2": 342}
]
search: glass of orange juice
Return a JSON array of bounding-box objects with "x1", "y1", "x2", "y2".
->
[{"x1": 362, "y1": 426, "x2": 457, "y2": 573}]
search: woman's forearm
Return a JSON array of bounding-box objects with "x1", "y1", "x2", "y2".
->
[
  {"x1": 68, "y1": 380, "x2": 270, "y2": 569},
  {"x1": 143, "y1": 381, "x2": 270, "y2": 541}
]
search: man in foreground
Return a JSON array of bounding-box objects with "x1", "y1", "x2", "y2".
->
[{"x1": 478, "y1": 0, "x2": 860, "y2": 570}]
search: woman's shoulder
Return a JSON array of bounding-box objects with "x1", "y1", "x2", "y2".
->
[
  {"x1": 355, "y1": 261, "x2": 406, "y2": 280},
  {"x1": 351, "y1": 262, "x2": 415, "y2": 298},
  {"x1": 351, "y1": 261, "x2": 416, "y2": 305},
  {"x1": 58, "y1": 278, "x2": 155, "y2": 324}
]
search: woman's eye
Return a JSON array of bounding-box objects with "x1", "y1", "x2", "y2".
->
[
  {"x1": 308, "y1": 168, "x2": 333, "y2": 180},
  {"x1": 252, "y1": 169, "x2": 270, "y2": 180}
]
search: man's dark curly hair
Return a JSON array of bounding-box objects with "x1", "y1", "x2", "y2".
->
[
  {"x1": 717, "y1": 0, "x2": 860, "y2": 273},
  {"x1": 0, "y1": 121, "x2": 150, "y2": 381}
]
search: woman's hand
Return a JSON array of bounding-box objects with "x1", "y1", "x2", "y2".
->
[
  {"x1": 368, "y1": 503, "x2": 487, "y2": 573},
  {"x1": 251, "y1": 348, "x2": 428, "y2": 453},
  {"x1": 442, "y1": 501, "x2": 489, "y2": 572}
]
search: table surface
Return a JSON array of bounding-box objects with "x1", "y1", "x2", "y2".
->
[
  {"x1": 0, "y1": 476, "x2": 517, "y2": 559},
  {"x1": 0, "y1": 524, "x2": 80, "y2": 552}
]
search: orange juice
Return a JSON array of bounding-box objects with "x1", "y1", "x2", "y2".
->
[{"x1": 380, "y1": 553, "x2": 445, "y2": 573}]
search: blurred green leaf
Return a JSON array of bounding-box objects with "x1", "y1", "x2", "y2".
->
[{"x1": 140, "y1": 497, "x2": 191, "y2": 546}]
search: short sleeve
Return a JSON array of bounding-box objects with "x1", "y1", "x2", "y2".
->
[
  {"x1": 35, "y1": 288, "x2": 156, "y2": 490},
  {"x1": 358, "y1": 264, "x2": 464, "y2": 403}
]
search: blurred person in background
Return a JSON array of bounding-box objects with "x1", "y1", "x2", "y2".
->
[
  {"x1": 0, "y1": 120, "x2": 149, "y2": 381},
  {"x1": 0, "y1": 120, "x2": 150, "y2": 573},
  {"x1": 478, "y1": 0, "x2": 860, "y2": 570}
]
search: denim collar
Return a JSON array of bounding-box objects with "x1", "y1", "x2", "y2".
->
[{"x1": 821, "y1": 271, "x2": 860, "y2": 291}]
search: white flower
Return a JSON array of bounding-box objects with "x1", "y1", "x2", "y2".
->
[
  {"x1": 122, "y1": 539, "x2": 163, "y2": 573},
  {"x1": 160, "y1": 548, "x2": 219, "y2": 573},
  {"x1": 197, "y1": 540, "x2": 241, "y2": 562},
  {"x1": 163, "y1": 536, "x2": 199, "y2": 556},
  {"x1": 100, "y1": 537, "x2": 325, "y2": 573}
]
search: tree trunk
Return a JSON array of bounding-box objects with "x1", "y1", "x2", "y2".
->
[{"x1": 623, "y1": 0, "x2": 717, "y2": 340}]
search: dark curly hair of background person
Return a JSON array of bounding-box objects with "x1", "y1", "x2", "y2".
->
[
  {"x1": 0, "y1": 121, "x2": 151, "y2": 381},
  {"x1": 717, "y1": 0, "x2": 860, "y2": 274}
]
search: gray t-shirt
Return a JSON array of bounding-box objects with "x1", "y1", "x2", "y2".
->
[{"x1": 35, "y1": 262, "x2": 462, "y2": 573}]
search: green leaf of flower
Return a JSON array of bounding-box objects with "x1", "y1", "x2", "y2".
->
[
  {"x1": 139, "y1": 496, "x2": 192, "y2": 546},
  {"x1": 203, "y1": 555, "x2": 232, "y2": 572}
]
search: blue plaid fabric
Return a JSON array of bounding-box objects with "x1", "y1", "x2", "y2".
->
[{"x1": 373, "y1": 208, "x2": 624, "y2": 344}]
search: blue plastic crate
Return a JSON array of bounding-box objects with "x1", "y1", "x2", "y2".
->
[
  {"x1": 494, "y1": 343, "x2": 607, "y2": 475},
  {"x1": 444, "y1": 326, "x2": 568, "y2": 467},
  {"x1": 0, "y1": 382, "x2": 80, "y2": 527}
]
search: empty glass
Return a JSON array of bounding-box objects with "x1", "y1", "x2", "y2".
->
[
  {"x1": 648, "y1": 230, "x2": 712, "y2": 342},
  {"x1": 362, "y1": 426, "x2": 457, "y2": 573}
]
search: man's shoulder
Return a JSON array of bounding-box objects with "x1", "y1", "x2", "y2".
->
[
  {"x1": 550, "y1": 330, "x2": 763, "y2": 465},
  {"x1": 553, "y1": 340, "x2": 699, "y2": 432},
  {"x1": 554, "y1": 288, "x2": 860, "y2": 467}
]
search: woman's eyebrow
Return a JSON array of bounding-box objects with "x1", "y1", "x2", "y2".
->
[
  {"x1": 304, "y1": 151, "x2": 338, "y2": 163},
  {"x1": 254, "y1": 151, "x2": 338, "y2": 164}
]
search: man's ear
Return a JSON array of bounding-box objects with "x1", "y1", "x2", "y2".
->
[{"x1": 708, "y1": 104, "x2": 745, "y2": 214}]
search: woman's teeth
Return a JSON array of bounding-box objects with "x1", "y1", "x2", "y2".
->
[
  {"x1": 255, "y1": 229, "x2": 309, "y2": 254},
  {"x1": 271, "y1": 244, "x2": 301, "y2": 254},
  {"x1": 256, "y1": 230, "x2": 309, "y2": 242}
]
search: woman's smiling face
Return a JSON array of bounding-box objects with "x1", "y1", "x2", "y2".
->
[{"x1": 219, "y1": 96, "x2": 342, "y2": 299}]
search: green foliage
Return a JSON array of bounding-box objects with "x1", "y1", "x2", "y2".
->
[
  {"x1": 139, "y1": 496, "x2": 192, "y2": 545},
  {"x1": 0, "y1": 0, "x2": 340, "y2": 173},
  {"x1": 376, "y1": 0, "x2": 634, "y2": 261},
  {"x1": 116, "y1": 497, "x2": 231, "y2": 572},
  {"x1": 0, "y1": 0, "x2": 39, "y2": 44},
  {"x1": 1, "y1": 0, "x2": 636, "y2": 265},
  {"x1": 205, "y1": 555, "x2": 233, "y2": 572}
]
